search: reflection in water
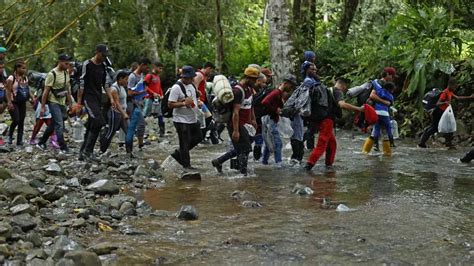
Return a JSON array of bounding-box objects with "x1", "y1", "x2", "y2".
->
[{"x1": 95, "y1": 131, "x2": 474, "y2": 264}]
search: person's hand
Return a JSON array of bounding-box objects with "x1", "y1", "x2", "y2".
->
[
  {"x1": 359, "y1": 105, "x2": 365, "y2": 112},
  {"x1": 251, "y1": 120, "x2": 257, "y2": 130},
  {"x1": 232, "y1": 130, "x2": 240, "y2": 142},
  {"x1": 7, "y1": 102, "x2": 14, "y2": 111},
  {"x1": 123, "y1": 113, "x2": 129, "y2": 120},
  {"x1": 184, "y1": 97, "x2": 194, "y2": 107},
  {"x1": 40, "y1": 105, "x2": 46, "y2": 118},
  {"x1": 72, "y1": 103, "x2": 82, "y2": 115}
]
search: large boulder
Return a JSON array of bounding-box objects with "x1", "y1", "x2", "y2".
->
[
  {"x1": 176, "y1": 205, "x2": 198, "y2": 220},
  {"x1": 51, "y1": 235, "x2": 83, "y2": 259},
  {"x1": 10, "y1": 213, "x2": 38, "y2": 232},
  {"x1": 63, "y1": 251, "x2": 101, "y2": 266}
]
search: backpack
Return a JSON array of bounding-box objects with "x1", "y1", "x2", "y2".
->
[
  {"x1": 161, "y1": 81, "x2": 195, "y2": 118},
  {"x1": 11, "y1": 75, "x2": 30, "y2": 103},
  {"x1": 307, "y1": 85, "x2": 342, "y2": 122},
  {"x1": 212, "y1": 85, "x2": 245, "y2": 124},
  {"x1": 252, "y1": 88, "x2": 272, "y2": 118},
  {"x1": 422, "y1": 88, "x2": 441, "y2": 112}
]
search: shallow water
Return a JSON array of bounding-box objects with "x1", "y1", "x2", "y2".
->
[{"x1": 90, "y1": 131, "x2": 474, "y2": 264}]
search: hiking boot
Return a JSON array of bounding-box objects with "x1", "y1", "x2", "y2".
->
[
  {"x1": 417, "y1": 143, "x2": 427, "y2": 148},
  {"x1": 36, "y1": 143, "x2": 47, "y2": 151},
  {"x1": 303, "y1": 163, "x2": 314, "y2": 171},
  {"x1": 78, "y1": 152, "x2": 85, "y2": 161},
  {"x1": 211, "y1": 159, "x2": 223, "y2": 173},
  {"x1": 6, "y1": 137, "x2": 13, "y2": 145}
]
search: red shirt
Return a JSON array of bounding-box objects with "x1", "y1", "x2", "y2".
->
[
  {"x1": 261, "y1": 89, "x2": 283, "y2": 122},
  {"x1": 144, "y1": 73, "x2": 163, "y2": 99},
  {"x1": 232, "y1": 84, "x2": 254, "y2": 127},
  {"x1": 197, "y1": 70, "x2": 207, "y2": 103},
  {"x1": 439, "y1": 88, "x2": 454, "y2": 111}
]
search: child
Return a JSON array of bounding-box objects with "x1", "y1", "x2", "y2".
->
[{"x1": 372, "y1": 81, "x2": 395, "y2": 153}]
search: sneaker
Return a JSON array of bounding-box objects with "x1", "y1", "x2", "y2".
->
[
  {"x1": 36, "y1": 143, "x2": 47, "y2": 151},
  {"x1": 184, "y1": 166, "x2": 197, "y2": 171},
  {"x1": 88, "y1": 153, "x2": 100, "y2": 162},
  {"x1": 274, "y1": 162, "x2": 284, "y2": 169},
  {"x1": 0, "y1": 138, "x2": 4, "y2": 145},
  {"x1": 289, "y1": 159, "x2": 300, "y2": 167},
  {"x1": 59, "y1": 148, "x2": 70, "y2": 155},
  {"x1": 211, "y1": 159, "x2": 223, "y2": 173},
  {"x1": 50, "y1": 140, "x2": 60, "y2": 149},
  {"x1": 303, "y1": 163, "x2": 314, "y2": 171},
  {"x1": 16, "y1": 141, "x2": 23, "y2": 147},
  {"x1": 78, "y1": 152, "x2": 85, "y2": 161},
  {"x1": 417, "y1": 143, "x2": 427, "y2": 148},
  {"x1": 29, "y1": 139, "x2": 38, "y2": 145},
  {"x1": 325, "y1": 165, "x2": 335, "y2": 173}
]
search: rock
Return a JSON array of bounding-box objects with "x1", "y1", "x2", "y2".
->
[
  {"x1": 0, "y1": 168, "x2": 12, "y2": 180},
  {"x1": 63, "y1": 251, "x2": 101, "y2": 266},
  {"x1": 0, "y1": 244, "x2": 11, "y2": 257},
  {"x1": 134, "y1": 165, "x2": 149, "y2": 177},
  {"x1": 71, "y1": 218, "x2": 86, "y2": 228},
  {"x1": 25, "y1": 232, "x2": 42, "y2": 247},
  {"x1": 86, "y1": 179, "x2": 119, "y2": 195},
  {"x1": 119, "y1": 225, "x2": 146, "y2": 236},
  {"x1": 29, "y1": 179, "x2": 45, "y2": 189},
  {"x1": 51, "y1": 235, "x2": 82, "y2": 259},
  {"x1": 176, "y1": 205, "x2": 198, "y2": 220},
  {"x1": 119, "y1": 202, "x2": 134, "y2": 214},
  {"x1": 30, "y1": 197, "x2": 49, "y2": 208},
  {"x1": 26, "y1": 258, "x2": 52, "y2": 266},
  {"x1": 1, "y1": 179, "x2": 39, "y2": 199},
  {"x1": 110, "y1": 210, "x2": 123, "y2": 220},
  {"x1": 64, "y1": 178, "x2": 80, "y2": 187},
  {"x1": 11, "y1": 213, "x2": 38, "y2": 232},
  {"x1": 44, "y1": 163, "x2": 63, "y2": 175},
  {"x1": 26, "y1": 248, "x2": 48, "y2": 261},
  {"x1": 292, "y1": 183, "x2": 314, "y2": 196},
  {"x1": 336, "y1": 204, "x2": 356, "y2": 212},
  {"x1": 42, "y1": 186, "x2": 64, "y2": 202},
  {"x1": 88, "y1": 242, "x2": 119, "y2": 255},
  {"x1": 10, "y1": 204, "x2": 36, "y2": 215},
  {"x1": 241, "y1": 200, "x2": 263, "y2": 208},
  {"x1": 147, "y1": 159, "x2": 160, "y2": 170},
  {"x1": 180, "y1": 172, "x2": 201, "y2": 181},
  {"x1": 55, "y1": 258, "x2": 75, "y2": 266},
  {"x1": 0, "y1": 222, "x2": 12, "y2": 239},
  {"x1": 108, "y1": 195, "x2": 137, "y2": 210},
  {"x1": 11, "y1": 195, "x2": 28, "y2": 205},
  {"x1": 231, "y1": 190, "x2": 257, "y2": 201}
]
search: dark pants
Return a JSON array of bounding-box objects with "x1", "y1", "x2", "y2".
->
[
  {"x1": 419, "y1": 108, "x2": 453, "y2": 146},
  {"x1": 461, "y1": 149, "x2": 474, "y2": 163},
  {"x1": 201, "y1": 117, "x2": 219, "y2": 144},
  {"x1": 215, "y1": 125, "x2": 252, "y2": 174},
  {"x1": 100, "y1": 109, "x2": 128, "y2": 153},
  {"x1": 290, "y1": 139, "x2": 305, "y2": 161},
  {"x1": 8, "y1": 101, "x2": 26, "y2": 144},
  {"x1": 39, "y1": 103, "x2": 67, "y2": 149},
  {"x1": 81, "y1": 96, "x2": 106, "y2": 155},
  {"x1": 171, "y1": 122, "x2": 203, "y2": 168}
]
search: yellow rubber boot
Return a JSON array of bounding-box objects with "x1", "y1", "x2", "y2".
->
[
  {"x1": 383, "y1": 139, "x2": 391, "y2": 156},
  {"x1": 362, "y1": 137, "x2": 374, "y2": 154}
]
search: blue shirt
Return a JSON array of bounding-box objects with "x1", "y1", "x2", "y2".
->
[{"x1": 372, "y1": 80, "x2": 394, "y2": 116}]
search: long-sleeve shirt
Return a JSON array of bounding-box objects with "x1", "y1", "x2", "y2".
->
[
  {"x1": 372, "y1": 80, "x2": 394, "y2": 116},
  {"x1": 261, "y1": 88, "x2": 283, "y2": 122}
]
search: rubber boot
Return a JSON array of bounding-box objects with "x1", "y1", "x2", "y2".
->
[
  {"x1": 383, "y1": 139, "x2": 391, "y2": 156},
  {"x1": 389, "y1": 137, "x2": 396, "y2": 148},
  {"x1": 253, "y1": 145, "x2": 262, "y2": 161},
  {"x1": 373, "y1": 137, "x2": 380, "y2": 152},
  {"x1": 362, "y1": 136, "x2": 375, "y2": 154},
  {"x1": 159, "y1": 123, "x2": 165, "y2": 138}
]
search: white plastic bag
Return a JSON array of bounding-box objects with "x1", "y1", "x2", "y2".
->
[
  {"x1": 277, "y1": 117, "x2": 294, "y2": 138},
  {"x1": 438, "y1": 105, "x2": 456, "y2": 133},
  {"x1": 262, "y1": 116, "x2": 275, "y2": 153}
]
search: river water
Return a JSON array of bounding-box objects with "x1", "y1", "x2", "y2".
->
[{"x1": 88, "y1": 130, "x2": 473, "y2": 265}]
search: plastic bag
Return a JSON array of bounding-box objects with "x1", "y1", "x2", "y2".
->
[
  {"x1": 277, "y1": 117, "x2": 294, "y2": 138},
  {"x1": 262, "y1": 116, "x2": 275, "y2": 153},
  {"x1": 438, "y1": 105, "x2": 456, "y2": 133}
]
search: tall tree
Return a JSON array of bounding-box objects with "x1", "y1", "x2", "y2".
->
[
  {"x1": 267, "y1": 0, "x2": 294, "y2": 82},
  {"x1": 339, "y1": 0, "x2": 359, "y2": 40},
  {"x1": 215, "y1": 0, "x2": 224, "y2": 72},
  {"x1": 136, "y1": 0, "x2": 159, "y2": 61}
]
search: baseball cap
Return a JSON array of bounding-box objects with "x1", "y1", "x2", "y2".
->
[
  {"x1": 95, "y1": 44, "x2": 108, "y2": 56},
  {"x1": 261, "y1": 68, "x2": 273, "y2": 77},
  {"x1": 58, "y1": 53, "x2": 73, "y2": 61},
  {"x1": 244, "y1": 67, "x2": 260, "y2": 78},
  {"x1": 283, "y1": 74, "x2": 298, "y2": 86},
  {"x1": 383, "y1": 67, "x2": 397, "y2": 77},
  {"x1": 0, "y1": 47, "x2": 7, "y2": 53}
]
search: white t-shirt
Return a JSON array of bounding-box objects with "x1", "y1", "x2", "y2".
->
[{"x1": 168, "y1": 81, "x2": 198, "y2": 124}]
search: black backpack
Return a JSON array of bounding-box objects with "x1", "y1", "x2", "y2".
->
[
  {"x1": 252, "y1": 88, "x2": 272, "y2": 118},
  {"x1": 308, "y1": 85, "x2": 341, "y2": 121},
  {"x1": 422, "y1": 88, "x2": 441, "y2": 112},
  {"x1": 161, "y1": 81, "x2": 195, "y2": 118}
]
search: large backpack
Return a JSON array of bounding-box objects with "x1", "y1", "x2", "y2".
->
[
  {"x1": 11, "y1": 75, "x2": 30, "y2": 103},
  {"x1": 422, "y1": 88, "x2": 441, "y2": 112},
  {"x1": 212, "y1": 85, "x2": 245, "y2": 124},
  {"x1": 252, "y1": 88, "x2": 272, "y2": 119},
  {"x1": 161, "y1": 81, "x2": 195, "y2": 118}
]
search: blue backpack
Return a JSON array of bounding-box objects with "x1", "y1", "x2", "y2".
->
[{"x1": 12, "y1": 75, "x2": 30, "y2": 103}]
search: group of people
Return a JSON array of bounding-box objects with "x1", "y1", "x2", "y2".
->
[{"x1": 0, "y1": 45, "x2": 472, "y2": 173}]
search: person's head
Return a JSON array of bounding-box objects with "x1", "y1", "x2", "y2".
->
[
  {"x1": 95, "y1": 44, "x2": 108, "y2": 63},
  {"x1": 13, "y1": 60, "x2": 27, "y2": 76},
  {"x1": 243, "y1": 66, "x2": 260, "y2": 88},
  {"x1": 256, "y1": 73, "x2": 267, "y2": 90},
  {"x1": 130, "y1": 62, "x2": 139, "y2": 72},
  {"x1": 136, "y1": 58, "x2": 151, "y2": 74},
  {"x1": 57, "y1": 53, "x2": 73, "y2": 71},
  {"x1": 180, "y1": 65, "x2": 196, "y2": 85},
  {"x1": 0, "y1": 47, "x2": 7, "y2": 61},
  {"x1": 152, "y1": 62, "x2": 164, "y2": 74},
  {"x1": 304, "y1": 50, "x2": 316, "y2": 63},
  {"x1": 202, "y1": 62, "x2": 215, "y2": 76},
  {"x1": 0, "y1": 60, "x2": 5, "y2": 75},
  {"x1": 381, "y1": 67, "x2": 397, "y2": 82},
  {"x1": 248, "y1": 64, "x2": 261, "y2": 72},
  {"x1": 304, "y1": 63, "x2": 317, "y2": 79},
  {"x1": 280, "y1": 74, "x2": 298, "y2": 99},
  {"x1": 447, "y1": 78, "x2": 459, "y2": 91},
  {"x1": 335, "y1": 77, "x2": 349, "y2": 92},
  {"x1": 115, "y1": 70, "x2": 130, "y2": 87}
]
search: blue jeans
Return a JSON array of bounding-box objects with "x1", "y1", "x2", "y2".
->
[
  {"x1": 40, "y1": 103, "x2": 66, "y2": 149},
  {"x1": 262, "y1": 116, "x2": 282, "y2": 164},
  {"x1": 125, "y1": 106, "x2": 144, "y2": 152},
  {"x1": 291, "y1": 115, "x2": 304, "y2": 141},
  {"x1": 373, "y1": 115, "x2": 392, "y2": 139}
]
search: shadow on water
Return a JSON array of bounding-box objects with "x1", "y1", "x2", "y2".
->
[{"x1": 98, "y1": 131, "x2": 473, "y2": 264}]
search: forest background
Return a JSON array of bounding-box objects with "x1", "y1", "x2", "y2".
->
[{"x1": 0, "y1": 0, "x2": 473, "y2": 138}]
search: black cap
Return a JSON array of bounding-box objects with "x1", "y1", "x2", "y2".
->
[
  {"x1": 181, "y1": 65, "x2": 196, "y2": 78},
  {"x1": 283, "y1": 74, "x2": 298, "y2": 86},
  {"x1": 95, "y1": 44, "x2": 108, "y2": 56},
  {"x1": 58, "y1": 53, "x2": 73, "y2": 61}
]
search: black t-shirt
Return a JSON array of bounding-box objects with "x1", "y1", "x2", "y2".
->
[
  {"x1": 82, "y1": 60, "x2": 106, "y2": 99},
  {"x1": 329, "y1": 87, "x2": 344, "y2": 119}
]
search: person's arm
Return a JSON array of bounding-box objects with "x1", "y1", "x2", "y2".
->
[
  {"x1": 232, "y1": 103, "x2": 241, "y2": 142},
  {"x1": 5, "y1": 77, "x2": 14, "y2": 110},
  {"x1": 105, "y1": 87, "x2": 117, "y2": 109},
  {"x1": 40, "y1": 86, "x2": 51, "y2": 117},
  {"x1": 75, "y1": 61, "x2": 88, "y2": 112},
  {"x1": 453, "y1": 93, "x2": 474, "y2": 100},
  {"x1": 193, "y1": 72, "x2": 203, "y2": 89},
  {"x1": 66, "y1": 76, "x2": 73, "y2": 107},
  {"x1": 370, "y1": 90, "x2": 390, "y2": 106},
  {"x1": 338, "y1": 100, "x2": 364, "y2": 112},
  {"x1": 111, "y1": 89, "x2": 128, "y2": 119}
]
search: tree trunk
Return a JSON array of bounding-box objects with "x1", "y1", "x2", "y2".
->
[
  {"x1": 293, "y1": 0, "x2": 301, "y2": 23},
  {"x1": 267, "y1": 0, "x2": 294, "y2": 83},
  {"x1": 175, "y1": 12, "x2": 189, "y2": 75},
  {"x1": 215, "y1": 0, "x2": 224, "y2": 73},
  {"x1": 136, "y1": 0, "x2": 159, "y2": 61},
  {"x1": 339, "y1": 0, "x2": 359, "y2": 40}
]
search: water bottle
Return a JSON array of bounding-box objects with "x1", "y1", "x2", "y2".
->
[
  {"x1": 391, "y1": 119, "x2": 399, "y2": 139},
  {"x1": 72, "y1": 118, "x2": 84, "y2": 142}
]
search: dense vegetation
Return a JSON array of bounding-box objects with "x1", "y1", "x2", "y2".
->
[{"x1": 0, "y1": 0, "x2": 472, "y2": 137}]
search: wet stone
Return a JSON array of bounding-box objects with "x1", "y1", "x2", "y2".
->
[
  {"x1": 44, "y1": 163, "x2": 63, "y2": 175},
  {"x1": 71, "y1": 218, "x2": 86, "y2": 228},
  {"x1": 231, "y1": 190, "x2": 257, "y2": 201},
  {"x1": 41, "y1": 186, "x2": 64, "y2": 202},
  {"x1": 119, "y1": 202, "x2": 135, "y2": 214},
  {"x1": 86, "y1": 179, "x2": 119, "y2": 195},
  {"x1": 241, "y1": 200, "x2": 263, "y2": 208},
  {"x1": 180, "y1": 172, "x2": 201, "y2": 181},
  {"x1": 64, "y1": 178, "x2": 80, "y2": 188},
  {"x1": 26, "y1": 258, "x2": 53, "y2": 266},
  {"x1": 64, "y1": 251, "x2": 101, "y2": 266},
  {"x1": 108, "y1": 195, "x2": 137, "y2": 210},
  {"x1": 147, "y1": 159, "x2": 160, "y2": 170},
  {"x1": 26, "y1": 248, "x2": 48, "y2": 261},
  {"x1": 11, "y1": 213, "x2": 37, "y2": 232},
  {"x1": 10, "y1": 204, "x2": 35, "y2": 215},
  {"x1": 119, "y1": 225, "x2": 146, "y2": 235},
  {"x1": 29, "y1": 179, "x2": 45, "y2": 189},
  {"x1": 1, "y1": 179, "x2": 39, "y2": 199},
  {"x1": 51, "y1": 235, "x2": 82, "y2": 259},
  {"x1": 134, "y1": 165, "x2": 149, "y2": 177},
  {"x1": 176, "y1": 205, "x2": 198, "y2": 220},
  {"x1": 55, "y1": 258, "x2": 75, "y2": 266},
  {"x1": 110, "y1": 210, "x2": 123, "y2": 220},
  {"x1": 292, "y1": 183, "x2": 314, "y2": 196},
  {"x1": 25, "y1": 232, "x2": 42, "y2": 248},
  {"x1": 88, "y1": 242, "x2": 119, "y2": 255}
]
